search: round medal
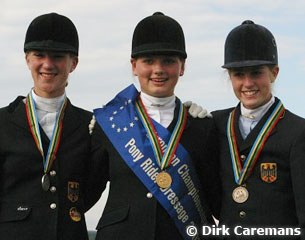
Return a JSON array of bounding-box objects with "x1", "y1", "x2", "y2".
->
[
  {"x1": 232, "y1": 186, "x2": 249, "y2": 203},
  {"x1": 41, "y1": 174, "x2": 50, "y2": 191},
  {"x1": 156, "y1": 171, "x2": 172, "y2": 189},
  {"x1": 69, "y1": 207, "x2": 81, "y2": 222}
]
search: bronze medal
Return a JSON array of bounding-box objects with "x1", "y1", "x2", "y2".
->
[
  {"x1": 232, "y1": 186, "x2": 249, "y2": 203},
  {"x1": 156, "y1": 171, "x2": 172, "y2": 189},
  {"x1": 69, "y1": 207, "x2": 81, "y2": 222},
  {"x1": 41, "y1": 174, "x2": 50, "y2": 191}
]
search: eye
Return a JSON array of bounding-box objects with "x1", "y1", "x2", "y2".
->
[
  {"x1": 33, "y1": 52, "x2": 45, "y2": 58},
  {"x1": 250, "y1": 70, "x2": 263, "y2": 78},
  {"x1": 142, "y1": 58, "x2": 153, "y2": 64},
  {"x1": 231, "y1": 71, "x2": 244, "y2": 77}
]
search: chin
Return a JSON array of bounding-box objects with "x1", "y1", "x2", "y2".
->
[{"x1": 155, "y1": 93, "x2": 171, "y2": 98}]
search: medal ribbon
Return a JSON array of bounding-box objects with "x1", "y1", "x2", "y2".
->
[
  {"x1": 25, "y1": 92, "x2": 67, "y2": 174},
  {"x1": 135, "y1": 97, "x2": 188, "y2": 170},
  {"x1": 227, "y1": 101, "x2": 285, "y2": 185}
]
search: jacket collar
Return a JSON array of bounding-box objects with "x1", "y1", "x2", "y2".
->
[
  {"x1": 236, "y1": 97, "x2": 284, "y2": 153},
  {"x1": 9, "y1": 96, "x2": 82, "y2": 141}
]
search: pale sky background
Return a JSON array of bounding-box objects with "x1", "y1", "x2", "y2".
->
[{"x1": 1, "y1": 0, "x2": 305, "y2": 230}]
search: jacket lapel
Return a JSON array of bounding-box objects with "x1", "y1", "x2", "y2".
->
[
  {"x1": 9, "y1": 97, "x2": 31, "y2": 133},
  {"x1": 236, "y1": 98, "x2": 282, "y2": 153},
  {"x1": 167, "y1": 97, "x2": 191, "y2": 132},
  {"x1": 61, "y1": 99, "x2": 82, "y2": 141},
  {"x1": 9, "y1": 97, "x2": 83, "y2": 146}
]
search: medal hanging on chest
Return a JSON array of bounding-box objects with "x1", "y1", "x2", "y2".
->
[
  {"x1": 135, "y1": 97, "x2": 187, "y2": 189},
  {"x1": 25, "y1": 92, "x2": 67, "y2": 191},
  {"x1": 232, "y1": 185, "x2": 249, "y2": 203},
  {"x1": 155, "y1": 171, "x2": 172, "y2": 189},
  {"x1": 227, "y1": 101, "x2": 285, "y2": 203}
]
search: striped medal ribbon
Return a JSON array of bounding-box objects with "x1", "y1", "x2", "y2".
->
[
  {"x1": 135, "y1": 97, "x2": 188, "y2": 188},
  {"x1": 227, "y1": 101, "x2": 285, "y2": 186},
  {"x1": 25, "y1": 92, "x2": 67, "y2": 191}
]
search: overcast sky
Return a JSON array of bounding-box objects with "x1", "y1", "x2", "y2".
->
[{"x1": 2, "y1": 0, "x2": 305, "y2": 230}]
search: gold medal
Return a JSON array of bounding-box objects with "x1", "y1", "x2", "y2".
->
[
  {"x1": 69, "y1": 207, "x2": 81, "y2": 222},
  {"x1": 232, "y1": 186, "x2": 249, "y2": 203},
  {"x1": 156, "y1": 171, "x2": 172, "y2": 189}
]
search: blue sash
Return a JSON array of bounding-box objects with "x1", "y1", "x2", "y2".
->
[{"x1": 94, "y1": 84, "x2": 207, "y2": 239}]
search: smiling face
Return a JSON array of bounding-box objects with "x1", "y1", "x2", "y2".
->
[
  {"x1": 229, "y1": 65, "x2": 279, "y2": 109},
  {"x1": 26, "y1": 50, "x2": 78, "y2": 98},
  {"x1": 131, "y1": 55, "x2": 185, "y2": 97}
]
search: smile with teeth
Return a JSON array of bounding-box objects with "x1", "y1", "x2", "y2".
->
[
  {"x1": 40, "y1": 73, "x2": 57, "y2": 79},
  {"x1": 150, "y1": 78, "x2": 167, "y2": 82},
  {"x1": 242, "y1": 90, "x2": 258, "y2": 96}
]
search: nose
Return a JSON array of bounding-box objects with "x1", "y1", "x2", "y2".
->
[
  {"x1": 153, "y1": 61, "x2": 164, "y2": 75},
  {"x1": 243, "y1": 74, "x2": 255, "y2": 87},
  {"x1": 42, "y1": 55, "x2": 55, "y2": 69}
]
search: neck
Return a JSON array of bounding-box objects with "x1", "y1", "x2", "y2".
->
[
  {"x1": 241, "y1": 96, "x2": 275, "y2": 120},
  {"x1": 31, "y1": 89, "x2": 66, "y2": 113},
  {"x1": 140, "y1": 92, "x2": 175, "y2": 108},
  {"x1": 33, "y1": 88, "x2": 65, "y2": 99}
]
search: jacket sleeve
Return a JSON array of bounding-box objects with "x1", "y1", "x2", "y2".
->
[
  {"x1": 84, "y1": 122, "x2": 109, "y2": 212},
  {"x1": 190, "y1": 117, "x2": 222, "y2": 221},
  {"x1": 289, "y1": 127, "x2": 305, "y2": 239},
  {"x1": 202, "y1": 119, "x2": 222, "y2": 220}
]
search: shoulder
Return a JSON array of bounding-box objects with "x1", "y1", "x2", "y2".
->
[
  {"x1": 283, "y1": 109, "x2": 305, "y2": 122},
  {"x1": 188, "y1": 115, "x2": 214, "y2": 129},
  {"x1": 280, "y1": 109, "x2": 305, "y2": 133},
  {"x1": 186, "y1": 116, "x2": 217, "y2": 140},
  {"x1": 211, "y1": 107, "x2": 235, "y2": 130},
  {"x1": 275, "y1": 97, "x2": 305, "y2": 127},
  {"x1": 67, "y1": 99, "x2": 92, "y2": 121},
  {"x1": 0, "y1": 96, "x2": 25, "y2": 114},
  {"x1": 211, "y1": 107, "x2": 234, "y2": 119}
]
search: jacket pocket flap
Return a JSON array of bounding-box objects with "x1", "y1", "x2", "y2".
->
[
  {"x1": 96, "y1": 205, "x2": 129, "y2": 229},
  {"x1": 0, "y1": 204, "x2": 31, "y2": 223}
]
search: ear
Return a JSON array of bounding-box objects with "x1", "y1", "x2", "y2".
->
[
  {"x1": 70, "y1": 56, "x2": 79, "y2": 73},
  {"x1": 180, "y1": 59, "x2": 186, "y2": 76},
  {"x1": 271, "y1": 66, "x2": 279, "y2": 83},
  {"x1": 130, "y1": 58, "x2": 137, "y2": 76},
  {"x1": 25, "y1": 53, "x2": 31, "y2": 69}
]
